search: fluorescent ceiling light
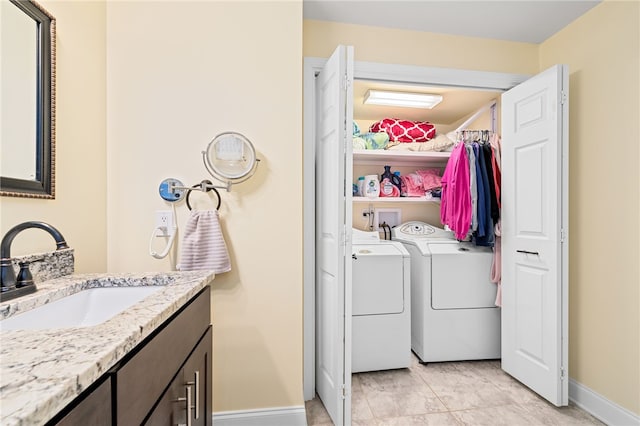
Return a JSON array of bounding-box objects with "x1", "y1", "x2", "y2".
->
[{"x1": 364, "y1": 90, "x2": 443, "y2": 109}]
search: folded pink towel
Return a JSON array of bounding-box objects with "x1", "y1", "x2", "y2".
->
[{"x1": 178, "y1": 210, "x2": 231, "y2": 273}]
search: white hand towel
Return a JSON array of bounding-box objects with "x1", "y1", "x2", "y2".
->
[{"x1": 178, "y1": 210, "x2": 231, "y2": 273}]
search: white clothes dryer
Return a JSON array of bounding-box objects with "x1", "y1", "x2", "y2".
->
[
  {"x1": 351, "y1": 229, "x2": 411, "y2": 373},
  {"x1": 392, "y1": 221, "x2": 501, "y2": 363}
]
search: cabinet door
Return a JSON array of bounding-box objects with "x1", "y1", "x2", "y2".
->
[
  {"x1": 183, "y1": 326, "x2": 212, "y2": 426},
  {"x1": 145, "y1": 371, "x2": 188, "y2": 426},
  {"x1": 117, "y1": 287, "x2": 210, "y2": 424},
  {"x1": 145, "y1": 327, "x2": 212, "y2": 426},
  {"x1": 53, "y1": 377, "x2": 111, "y2": 426}
]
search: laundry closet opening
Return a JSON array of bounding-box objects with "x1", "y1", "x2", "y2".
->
[
  {"x1": 303, "y1": 57, "x2": 520, "y2": 399},
  {"x1": 349, "y1": 77, "x2": 505, "y2": 367},
  {"x1": 304, "y1": 50, "x2": 569, "y2": 425}
]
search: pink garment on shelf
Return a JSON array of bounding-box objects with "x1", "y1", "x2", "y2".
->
[
  {"x1": 400, "y1": 173, "x2": 425, "y2": 197},
  {"x1": 415, "y1": 169, "x2": 442, "y2": 191},
  {"x1": 440, "y1": 143, "x2": 471, "y2": 240},
  {"x1": 491, "y1": 220, "x2": 502, "y2": 307}
]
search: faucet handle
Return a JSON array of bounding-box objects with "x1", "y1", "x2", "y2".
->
[
  {"x1": 16, "y1": 261, "x2": 34, "y2": 288},
  {"x1": 16, "y1": 256, "x2": 46, "y2": 288}
]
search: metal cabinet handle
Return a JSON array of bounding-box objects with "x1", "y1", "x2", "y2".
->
[
  {"x1": 186, "y1": 371, "x2": 200, "y2": 420},
  {"x1": 516, "y1": 249, "x2": 539, "y2": 256},
  {"x1": 193, "y1": 371, "x2": 200, "y2": 420},
  {"x1": 185, "y1": 385, "x2": 192, "y2": 426},
  {"x1": 172, "y1": 385, "x2": 192, "y2": 426}
]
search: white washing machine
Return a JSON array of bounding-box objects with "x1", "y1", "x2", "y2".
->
[
  {"x1": 351, "y1": 229, "x2": 411, "y2": 373},
  {"x1": 392, "y1": 221, "x2": 501, "y2": 363}
]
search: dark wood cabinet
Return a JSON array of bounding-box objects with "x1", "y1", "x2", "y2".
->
[
  {"x1": 48, "y1": 286, "x2": 212, "y2": 425},
  {"x1": 146, "y1": 327, "x2": 212, "y2": 426},
  {"x1": 117, "y1": 286, "x2": 211, "y2": 424},
  {"x1": 53, "y1": 376, "x2": 111, "y2": 426}
]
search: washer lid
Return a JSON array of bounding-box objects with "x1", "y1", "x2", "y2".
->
[
  {"x1": 352, "y1": 242, "x2": 408, "y2": 257},
  {"x1": 392, "y1": 221, "x2": 454, "y2": 242},
  {"x1": 352, "y1": 228, "x2": 380, "y2": 243},
  {"x1": 428, "y1": 242, "x2": 493, "y2": 255}
]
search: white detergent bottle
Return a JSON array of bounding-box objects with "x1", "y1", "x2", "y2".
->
[{"x1": 363, "y1": 175, "x2": 380, "y2": 198}]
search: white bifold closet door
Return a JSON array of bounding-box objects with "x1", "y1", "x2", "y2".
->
[
  {"x1": 501, "y1": 64, "x2": 569, "y2": 407},
  {"x1": 314, "y1": 45, "x2": 354, "y2": 426}
]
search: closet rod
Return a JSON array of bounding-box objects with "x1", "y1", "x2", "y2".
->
[{"x1": 454, "y1": 99, "x2": 497, "y2": 133}]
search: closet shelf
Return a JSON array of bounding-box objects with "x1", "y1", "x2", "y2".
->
[
  {"x1": 353, "y1": 196, "x2": 441, "y2": 204},
  {"x1": 353, "y1": 149, "x2": 451, "y2": 166}
]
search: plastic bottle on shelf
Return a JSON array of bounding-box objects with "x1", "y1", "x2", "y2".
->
[
  {"x1": 381, "y1": 165, "x2": 394, "y2": 182},
  {"x1": 392, "y1": 171, "x2": 402, "y2": 194},
  {"x1": 379, "y1": 165, "x2": 400, "y2": 197},
  {"x1": 357, "y1": 176, "x2": 365, "y2": 196},
  {"x1": 363, "y1": 175, "x2": 380, "y2": 198},
  {"x1": 380, "y1": 177, "x2": 400, "y2": 197}
]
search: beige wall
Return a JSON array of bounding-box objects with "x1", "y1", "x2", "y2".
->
[
  {"x1": 304, "y1": 19, "x2": 539, "y2": 74},
  {"x1": 306, "y1": 5, "x2": 640, "y2": 415},
  {"x1": 0, "y1": 0, "x2": 107, "y2": 274},
  {"x1": 106, "y1": 1, "x2": 303, "y2": 412},
  {"x1": 540, "y1": 0, "x2": 640, "y2": 414}
]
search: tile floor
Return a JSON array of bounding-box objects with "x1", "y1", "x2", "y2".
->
[{"x1": 305, "y1": 355, "x2": 604, "y2": 426}]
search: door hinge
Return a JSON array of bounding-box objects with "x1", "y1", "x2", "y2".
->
[
  {"x1": 560, "y1": 229, "x2": 566, "y2": 243},
  {"x1": 342, "y1": 225, "x2": 348, "y2": 247},
  {"x1": 560, "y1": 367, "x2": 566, "y2": 380},
  {"x1": 561, "y1": 91, "x2": 567, "y2": 105},
  {"x1": 341, "y1": 384, "x2": 347, "y2": 400},
  {"x1": 341, "y1": 74, "x2": 351, "y2": 90}
]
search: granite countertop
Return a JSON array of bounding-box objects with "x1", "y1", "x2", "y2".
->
[{"x1": 0, "y1": 271, "x2": 215, "y2": 425}]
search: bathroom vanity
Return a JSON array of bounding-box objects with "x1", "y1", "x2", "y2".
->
[{"x1": 0, "y1": 270, "x2": 215, "y2": 425}]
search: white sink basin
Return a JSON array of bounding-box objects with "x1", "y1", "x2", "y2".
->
[{"x1": 0, "y1": 286, "x2": 162, "y2": 331}]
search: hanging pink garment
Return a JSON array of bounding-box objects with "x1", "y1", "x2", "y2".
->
[
  {"x1": 490, "y1": 133, "x2": 502, "y2": 171},
  {"x1": 440, "y1": 143, "x2": 471, "y2": 240},
  {"x1": 490, "y1": 135, "x2": 502, "y2": 210},
  {"x1": 491, "y1": 220, "x2": 502, "y2": 307}
]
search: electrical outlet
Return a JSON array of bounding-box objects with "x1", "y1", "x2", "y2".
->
[{"x1": 155, "y1": 210, "x2": 173, "y2": 236}]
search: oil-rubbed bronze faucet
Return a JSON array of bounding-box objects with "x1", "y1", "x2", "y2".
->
[{"x1": 0, "y1": 221, "x2": 68, "y2": 302}]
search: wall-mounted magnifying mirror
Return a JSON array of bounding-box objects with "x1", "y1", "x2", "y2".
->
[
  {"x1": 202, "y1": 132, "x2": 260, "y2": 190},
  {"x1": 0, "y1": 0, "x2": 56, "y2": 198}
]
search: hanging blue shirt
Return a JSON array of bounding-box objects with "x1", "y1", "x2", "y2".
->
[{"x1": 475, "y1": 143, "x2": 495, "y2": 247}]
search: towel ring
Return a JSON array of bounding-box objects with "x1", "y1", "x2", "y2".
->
[{"x1": 186, "y1": 180, "x2": 221, "y2": 211}]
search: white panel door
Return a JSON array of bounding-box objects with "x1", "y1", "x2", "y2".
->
[
  {"x1": 315, "y1": 45, "x2": 354, "y2": 426},
  {"x1": 501, "y1": 64, "x2": 569, "y2": 406}
]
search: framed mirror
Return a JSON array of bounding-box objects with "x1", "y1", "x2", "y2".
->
[{"x1": 0, "y1": 0, "x2": 56, "y2": 199}]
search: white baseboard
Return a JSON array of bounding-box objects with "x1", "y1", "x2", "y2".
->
[
  {"x1": 213, "y1": 405, "x2": 307, "y2": 426},
  {"x1": 569, "y1": 379, "x2": 640, "y2": 425}
]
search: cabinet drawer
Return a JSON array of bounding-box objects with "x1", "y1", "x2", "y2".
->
[{"x1": 116, "y1": 286, "x2": 210, "y2": 425}]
